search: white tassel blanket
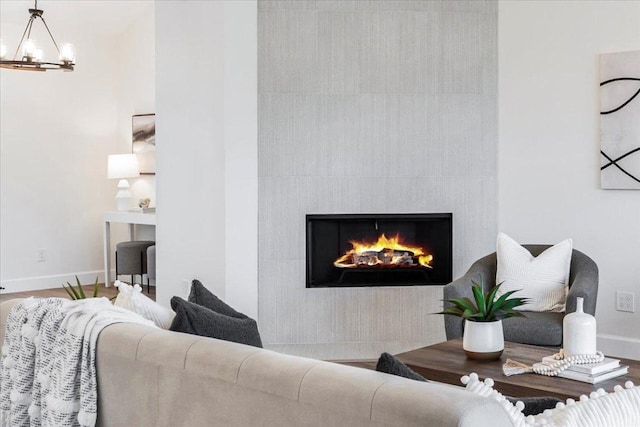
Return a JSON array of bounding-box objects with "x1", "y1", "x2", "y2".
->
[{"x1": 0, "y1": 297, "x2": 156, "y2": 427}]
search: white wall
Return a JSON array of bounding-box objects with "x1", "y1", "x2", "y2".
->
[
  {"x1": 499, "y1": 1, "x2": 640, "y2": 359},
  {"x1": 223, "y1": 0, "x2": 258, "y2": 318},
  {"x1": 0, "y1": 1, "x2": 155, "y2": 292},
  {"x1": 116, "y1": 6, "x2": 156, "y2": 214},
  {"x1": 0, "y1": 13, "x2": 119, "y2": 291},
  {"x1": 155, "y1": 1, "x2": 227, "y2": 307}
]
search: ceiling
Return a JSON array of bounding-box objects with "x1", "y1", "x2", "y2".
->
[{"x1": 0, "y1": 0, "x2": 153, "y2": 37}]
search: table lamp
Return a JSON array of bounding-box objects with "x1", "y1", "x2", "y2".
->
[{"x1": 108, "y1": 154, "x2": 140, "y2": 211}]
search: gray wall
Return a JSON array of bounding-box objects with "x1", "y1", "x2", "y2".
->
[{"x1": 258, "y1": 0, "x2": 497, "y2": 359}]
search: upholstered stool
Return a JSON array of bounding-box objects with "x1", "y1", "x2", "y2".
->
[
  {"x1": 147, "y1": 245, "x2": 156, "y2": 282},
  {"x1": 116, "y1": 240, "x2": 155, "y2": 292}
]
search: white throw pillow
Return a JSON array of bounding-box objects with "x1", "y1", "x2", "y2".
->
[
  {"x1": 462, "y1": 372, "x2": 640, "y2": 427},
  {"x1": 113, "y1": 281, "x2": 175, "y2": 329},
  {"x1": 495, "y1": 233, "x2": 572, "y2": 312}
]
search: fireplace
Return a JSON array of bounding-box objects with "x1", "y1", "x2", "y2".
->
[{"x1": 306, "y1": 213, "x2": 452, "y2": 288}]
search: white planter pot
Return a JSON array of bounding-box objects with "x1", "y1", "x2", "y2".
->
[{"x1": 462, "y1": 319, "x2": 504, "y2": 360}]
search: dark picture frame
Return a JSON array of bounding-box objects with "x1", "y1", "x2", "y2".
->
[{"x1": 132, "y1": 113, "x2": 156, "y2": 175}]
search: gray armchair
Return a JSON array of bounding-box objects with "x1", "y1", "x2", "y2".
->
[{"x1": 443, "y1": 245, "x2": 598, "y2": 346}]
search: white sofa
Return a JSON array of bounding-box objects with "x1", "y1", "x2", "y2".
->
[{"x1": 1, "y1": 299, "x2": 515, "y2": 427}]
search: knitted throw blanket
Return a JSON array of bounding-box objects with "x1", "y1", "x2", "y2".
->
[{"x1": 0, "y1": 297, "x2": 156, "y2": 427}]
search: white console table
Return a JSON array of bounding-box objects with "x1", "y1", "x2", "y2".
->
[{"x1": 103, "y1": 211, "x2": 156, "y2": 286}]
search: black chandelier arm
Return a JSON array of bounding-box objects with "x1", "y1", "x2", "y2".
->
[
  {"x1": 39, "y1": 16, "x2": 61, "y2": 53},
  {"x1": 13, "y1": 15, "x2": 36, "y2": 60}
]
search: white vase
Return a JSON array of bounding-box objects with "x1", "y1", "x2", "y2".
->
[
  {"x1": 462, "y1": 319, "x2": 504, "y2": 360},
  {"x1": 563, "y1": 297, "x2": 597, "y2": 357}
]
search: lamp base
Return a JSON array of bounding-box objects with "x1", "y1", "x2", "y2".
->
[{"x1": 115, "y1": 179, "x2": 132, "y2": 211}]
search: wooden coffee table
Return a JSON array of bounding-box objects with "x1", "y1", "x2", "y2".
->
[{"x1": 395, "y1": 339, "x2": 640, "y2": 400}]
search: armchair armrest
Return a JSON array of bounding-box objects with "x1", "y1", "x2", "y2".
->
[
  {"x1": 566, "y1": 250, "x2": 599, "y2": 315},
  {"x1": 443, "y1": 253, "x2": 497, "y2": 340}
]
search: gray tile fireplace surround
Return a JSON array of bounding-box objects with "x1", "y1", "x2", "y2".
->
[{"x1": 258, "y1": 0, "x2": 498, "y2": 359}]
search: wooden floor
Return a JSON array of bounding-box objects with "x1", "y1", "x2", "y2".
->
[{"x1": 0, "y1": 284, "x2": 155, "y2": 303}]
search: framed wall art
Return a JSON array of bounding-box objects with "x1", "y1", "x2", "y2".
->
[
  {"x1": 600, "y1": 51, "x2": 640, "y2": 189},
  {"x1": 132, "y1": 113, "x2": 156, "y2": 175}
]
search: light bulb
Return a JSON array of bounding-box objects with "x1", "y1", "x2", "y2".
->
[
  {"x1": 59, "y1": 43, "x2": 75, "y2": 63},
  {"x1": 34, "y1": 48, "x2": 43, "y2": 62},
  {"x1": 22, "y1": 39, "x2": 37, "y2": 60},
  {"x1": 0, "y1": 40, "x2": 6, "y2": 60}
]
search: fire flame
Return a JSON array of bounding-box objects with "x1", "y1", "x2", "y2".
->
[{"x1": 334, "y1": 233, "x2": 433, "y2": 268}]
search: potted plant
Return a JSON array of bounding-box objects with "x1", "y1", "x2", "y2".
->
[{"x1": 438, "y1": 280, "x2": 529, "y2": 360}]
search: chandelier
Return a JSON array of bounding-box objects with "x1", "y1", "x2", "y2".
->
[{"x1": 0, "y1": 0, "x2": 75, "y2": 72}]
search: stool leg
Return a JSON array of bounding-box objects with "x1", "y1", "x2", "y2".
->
[
  {"x1": 140, "y1": 252, "x2": 145, "y2": 293},
  {"x1": 115, "y1": 251, "x2": 118, "y2": 282}
]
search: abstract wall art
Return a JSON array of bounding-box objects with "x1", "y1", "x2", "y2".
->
[
  {"x1": 132, "y1": 113, "x2": 156, "y2": 175},
  {"x1": 600, "y1": 51, "x2": 640, "y2": 190}
]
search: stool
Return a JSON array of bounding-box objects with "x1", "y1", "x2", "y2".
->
[
  {"x1": 116, "y1": 240, "x2": 155, "y2": 292},
  {"x1": 147, "y1": 245, "x2": 156, "y2": 282}
]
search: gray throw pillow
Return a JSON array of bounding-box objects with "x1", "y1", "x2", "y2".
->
[
  {"x1": 375, "y1": 352, "x2": 428, "y2": 382},
  {"x1": 170, "y1": 297, "x2": 263, "y2": 348},
  {"x1": 188, "y1": 279, "x2": 247, "y2": 319}
]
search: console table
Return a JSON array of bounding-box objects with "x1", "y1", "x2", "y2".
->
[
  {"x1": 103, "y1": 211, "x2": 156, "y2": 286},
  {"x1": 395, "y1": 339, "x2": 640, "y2": 400}
]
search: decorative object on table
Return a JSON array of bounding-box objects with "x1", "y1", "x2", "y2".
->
[
  {"x1": 503, "y1": 349, "x2": 628, "y2": 384},
  {"x1": 108, "y1": 153, "x2": 140, "y2": 211},
  {"x1": 600, "y1": 50, "x2": 640, "y2": 189},
  {"x1": 563, "y1": 297, "x2": 596, "y2": 357},
  {"x1": 132, "y1": 113, "x2": 156, "y2": 175},
  {"x1": 61, "y1": 275, "x2": 102, "y2": 300},
  {"x1": 462, "y1": 372, "x2": 640, "y2": 427},
  {"x1": 0, "y1": 0, "x2": 75, "y2": 72},
  {"x1": 495, "y1": 232, "x2": 572, "y2": 313},
  {"x1": 438, "y1": 280, "x2": 529, "y2": 360},
  {"x1": 129, "y1": 198, "x2": 154, "y2": 212}
]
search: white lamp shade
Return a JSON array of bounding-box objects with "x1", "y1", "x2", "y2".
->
[{"x1": 108, "y1": 154, "x2": 140, "y2": 179}]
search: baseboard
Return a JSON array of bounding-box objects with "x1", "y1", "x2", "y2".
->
[
  {"x1": 598, "y1": 333, "x2": 640, "y2": 360},
  {"x1": 0, "y1": 271, "x2": 106, "y2": 294}
]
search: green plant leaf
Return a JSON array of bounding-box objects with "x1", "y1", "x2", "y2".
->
[
  {"x1": 92, "y1": 276, "x2": 100, "y2": 298},
  {"x1": 484, "y1": 284, "x2": 501, "y2": 311},
  {"x1": 75, "y1": 276, "x2": 86, "y2": 299},
  {"x1": 437, "y1": 307, "x2": 466, "y2": 317},
  {"x1": 446, "y1": 297, "x2": 478, "y2": 313},
  {"x1": 65, "y1": 282, "x2": 80, "y2": 300},
  {"x1": 62, "y1": 283, "x2": 76, "y2": 300},
  {"x1": 471, "y1": 282, "x2": 486, "y2": 317}
]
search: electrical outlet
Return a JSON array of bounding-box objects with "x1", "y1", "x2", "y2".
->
[
  {"x1": 37, "y1": 249, "x2": 47, "y2": 262},
  {"x1": 616, "y1": 291, "x2": 635, "y2": 313}
]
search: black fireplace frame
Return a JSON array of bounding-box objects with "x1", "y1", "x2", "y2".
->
[{"x1": 306, "y1": 213, "x2": 453, "y2": 288}]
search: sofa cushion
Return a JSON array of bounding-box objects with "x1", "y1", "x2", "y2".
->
[
  {"x1": 170, "y1": 297, "x2": 263, "y2": 348},
  {"x1": 496, "y1": 232, "x2": 572, "y2": 312},
  {"x1": 375, "y1": 352, "x2": 428, "y2": 382}
]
